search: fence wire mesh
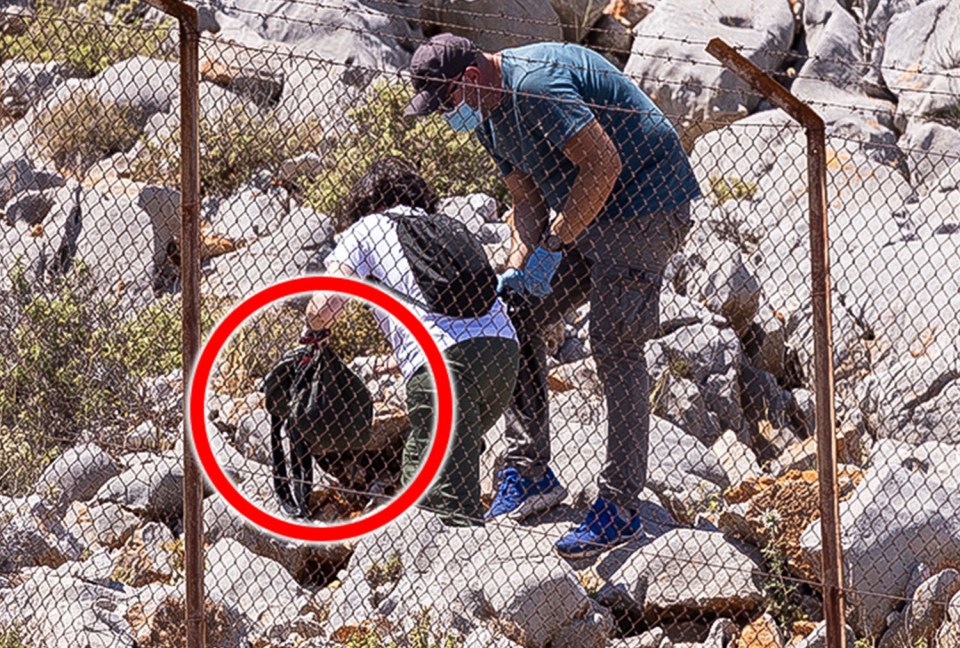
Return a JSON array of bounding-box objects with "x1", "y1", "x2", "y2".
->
[{"x1": 1, "y1": 0, "x2": 960, "y2": 647}]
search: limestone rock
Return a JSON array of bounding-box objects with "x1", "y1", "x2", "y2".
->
[
  {"x1": 33, "y1": 443, "x2": 119, "y2": 508},
  {"x1": 419, "y1": 0, "x2": 564, "y2": 52},
  {"x1": 602, "y1": 529, "x2": 764, "y2": 617},
  {"x1": 625, "y1": 0, "x2": 796, "y2": 147}
]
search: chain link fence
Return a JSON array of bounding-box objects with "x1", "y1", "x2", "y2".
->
[{"x1": 1, "y1": 0, "x2": 959, "y2": 647}]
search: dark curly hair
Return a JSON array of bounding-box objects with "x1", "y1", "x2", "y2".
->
[{"x1": 340, "y1": 157, "x2": 440, "y2": 229}]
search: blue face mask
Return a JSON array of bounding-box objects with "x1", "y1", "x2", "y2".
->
[{"x1": 443, "y1": 101, "x2": 483, "y2": 132}]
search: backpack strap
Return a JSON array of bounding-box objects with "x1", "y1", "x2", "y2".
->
[{"x1": 270, "y1": 408, "x2": 301, "y2": 517}]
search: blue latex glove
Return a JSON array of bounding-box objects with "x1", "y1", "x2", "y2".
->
[
  {"x1": 522, "y1": 246, "x2": 563, "y2": 297},
  {"x1": 497, "y1": 268, "x2": 526, "y2": 295}
]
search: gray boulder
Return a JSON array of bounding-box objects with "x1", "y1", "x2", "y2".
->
[
  {"x1": 549, "y1": 0, "x2": 608, "y2": 42},
  {"x1": 653, "y1": 376, "x2": 723, "y2": 446},
  {"x1": 33, "y1": 442, "x2": 120, "y2": 507},
  {"x1": 199, "y1": 37, "x2": 285, "y2": 108},
  {"x1": 711, "y1": 430, "x2": 760, "y2": 486},
  {"x1": 210, "y1": 0, "x2": 413, "y2": 125},
  {"x1": 799, "y1": 440, "x2": 960, "y2": 637},
  {"x1": 329, "y1": 508, "x2": 612, "y2": 648},
  {"x1": 858, "y1": 348, "x2": 960, "y2": 445},
  {"x1": 438, "y1": 193, "x2": 499, "y2": 237},
  {"x1": 4, "y1": 189, "x2": 53, "y2": 226},
  {"x1": 647, "y1": 415, "x2": 730, "y2": 504},
  {"x1": 206, "y1": 537, "x2": 310, "y2": 640},
  {"x1": 600, "y1": 528, "x2": 764, "y2": 616},
  {"x1": 1, "y1": 61, "x2": 64, "y2": 119},
  {"x1": 235, "y1": 408, "x2": 274, "y2": 464},
  {"x1": 94, "y1": 453, "x2": 184, "y2": 520},
  {"x1": 904, "y1": 569, "x2": 960, "y2": 646},
  {"x1": 0, "y1": 496, "x2": 85, "y2": 573},
  {"x1": 900, "y1": 121, "x2": 960, "y2": 192},
  {"x1": 0, "y1": 181, "x2": 82, "y2": 292},
  {"x1": 646, "y1": 323, "x2": 744, "y2": 434},
  {"x1": 92, "y1": 56, "x2": 180, "y2": 119},
  {"x1": 72, "y1": 184, "x2": 170, "y2": 311},
  {"x1": 790, "y1": 621, "x2": 857, "y2": 648},
  {"x1": 207, "y1": 179, "x2": 289, "y2": 242},
  {"x1": 204, "y1": 204, "x2": 334, "y2": 298},
  {"x1": 0, "y1": 564, "x2": 136, "y2": 647},
  {"x1": 683, "y1": 235, "x2": 761, "y2": 334},
  {"x1": 624, "y1": 0, "x2": 796, "y2": 147},
  {"x1": 419, "y1": 0, "x2": 564, "y2": 52},
  {"x1": 63, "y1": 500, "x2": 140, "y2": 549},
  {"x1": 203, "y1": 492, "x2": 353, "y2": 585},
  {"x1": 883, "y1": 0, "x2": 960, "y2": 131},
  {"x1": 111, "y1": 522, "x2": 179, "y2": 587},
  {"x1": 0, "y1": 156, "x2": 65, "y2": 204}
]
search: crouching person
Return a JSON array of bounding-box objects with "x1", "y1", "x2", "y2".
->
[{"x1": 305, "y1": 157, "x2": 519, "y2": 526}]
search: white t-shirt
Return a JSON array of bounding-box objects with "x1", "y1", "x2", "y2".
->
[{"x1": 325, "y1": 206, "x2": 517, "y2": 381}]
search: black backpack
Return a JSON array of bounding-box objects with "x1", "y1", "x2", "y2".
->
[
  {"x1": 385, "y1": 208, "x2": 498, "y2": 319},
  {"x1": 263, "y1": 331, "x2": 374, "y2": 519}
]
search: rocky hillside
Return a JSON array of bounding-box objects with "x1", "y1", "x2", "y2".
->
[{"x1": 1, "y1": 0, "x2": 959, "y2": 647}]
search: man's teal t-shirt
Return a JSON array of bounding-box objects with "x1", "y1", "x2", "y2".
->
[{"x1": 475, "y1": 42, "x2": 701, "y2": 220}]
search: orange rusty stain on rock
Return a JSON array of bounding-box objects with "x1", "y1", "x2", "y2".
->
[
  {"x1": 737, "y1": 615, "x2": 782, "y2": 648},
  {"x1": 792, "y1": 621, "x2": 818, "y2": 637},
  {"x1": 910, "y1": 325, "x2": 939, "y2": 358},
  {"x1": 726, "y1": 468, "x2": 865, "y2": 580},
  {"x1": 200, "y1": 59, "x2": 237, "y2": 85},
  {"x1": 825, "y1": 147, "x2": 854, "y2": 172},
  {"x1": 547, "y1": 373, "x2": 574, "y2": 392},
  {"x1": 200, "y1": 233, "x2": 242, "y2": 260}
]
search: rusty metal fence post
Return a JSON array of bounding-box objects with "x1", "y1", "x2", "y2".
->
[
  {"x1": 141, "y1": 1, "x2": 204, "y2": 646},
  {"x1": 705, "y1": 38, "x2": 845, "y2": 648}
]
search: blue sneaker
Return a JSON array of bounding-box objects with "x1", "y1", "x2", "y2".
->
[
  {"x1": 554, "y1": 498, "x2": 646, "y2": 560},
  {"x1": 484, "y1": 467, "x2": 568, "y2": 521}
]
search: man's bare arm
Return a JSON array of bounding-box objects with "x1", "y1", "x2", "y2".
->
[
  {"x1": 503, "y1": 169, "x2": 549, "y2": 268},
  {"x1": 552, "y1": 119, "x2": 622, "y2": 244},
  {"x1": 305, "y1": 261, "x2": 356, "y2": 330}
]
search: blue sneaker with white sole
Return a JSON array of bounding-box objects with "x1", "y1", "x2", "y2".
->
[
  {"x1": 554, "y1": 497, "x2": 647, "y2": 560},
  {"x1": 484, "y1": 467, "x2": 568, "y2": 521}
]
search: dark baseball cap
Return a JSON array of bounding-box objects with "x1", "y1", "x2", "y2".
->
[{"x1": 404, "y1": 33, "x2": 480, "y2": 117}]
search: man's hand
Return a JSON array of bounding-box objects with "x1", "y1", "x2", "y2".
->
[
  {"x1": 299, "y1": 325, "x2": 330, "y2": 345},
  {"x1": 522, "y1": 246, "x2": 563, "y2": 297},
  {"x1": 497, "y1": 268, "x2": 526, "y2": 295}
]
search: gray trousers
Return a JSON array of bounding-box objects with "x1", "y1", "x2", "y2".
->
[{"x1": 503, "y1": 203, "x2": 693, "y2": 510}]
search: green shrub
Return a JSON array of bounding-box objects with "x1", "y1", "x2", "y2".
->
[
  {"x1": 0, "y1": 425, "x2": 62, "y2": 497},
  {"x1": 0, "y1": 624, "x2": 27, "y2": 648},
  {"x1": 214, "y1": 302, "x2": 304, "y2": 396},
  {"x1": 33, "y1": 87, "x2": 141, "y2": 174},
  {"x1": 303, "y1": 80, "x2": 507, "y2": 230},
  {"x1": 927, "y1": 104, "x2": 960, "y2": 129},
  {"x1": 0, "y1": 0, "x2": 174, "y2": 78},
  {"x1": 211, "y1": 299, "x2": 389, "y2": 397},
  {"x1": 0, "y1": 264, "x2": 230, "y2": 494},
  {"x1": 364, "y1": 552, "x2": 403, "y2": 589},
  {"x1": 709, "y1": 174, "x2": 758, "y2": 206},
  {"x1": 130, "y1": 105, "x2": 327, "y2": 198},
  {"x1": 328, "y1": 302, "x2": 391, "y2": 365},
  {"x1": 109, "y1": 293, "x2": 233, "y2": 380},
  {"x1": 0, "y1": 261, "x2": 138, "y2": 447}
]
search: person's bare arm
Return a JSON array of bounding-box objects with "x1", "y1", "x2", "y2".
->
[
  {"x1": 551, "y1": 119, "x2": 622, "y2": 244},
  {"x1": 503, "y1": 169, "x2": 550, "y2": 268},
  {"x1": 305, "y1": 261, "x2": 357, "y2": 330}
]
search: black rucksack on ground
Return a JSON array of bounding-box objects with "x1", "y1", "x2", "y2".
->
[
  {"x1": 263, "y1": 331, "x2": 374, "y2": 518},
  {"x1": 385, "y1": 208, "x2": 498, "y2": 319}
]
